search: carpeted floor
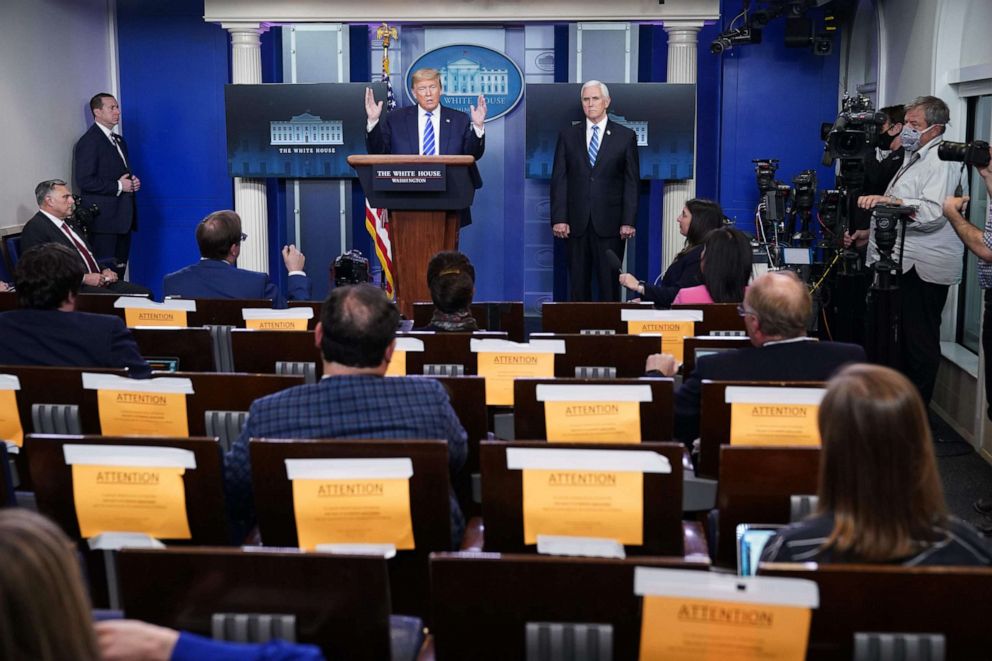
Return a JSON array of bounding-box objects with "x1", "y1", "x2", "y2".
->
[{"x1": 930, "y1": 412, "x2": 992, "y2": 534}]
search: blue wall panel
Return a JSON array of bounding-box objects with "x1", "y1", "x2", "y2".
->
[
  {"x1": 717, "y1": 0, "x2": 842, "y2": 231},
  {"x1": 116, "y1": 0, "x2": 232, "y2": 299}
]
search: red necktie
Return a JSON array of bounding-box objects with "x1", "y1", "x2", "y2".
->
[{"x1": 60, "y1": 223, "x2": 100, "y2": 273}]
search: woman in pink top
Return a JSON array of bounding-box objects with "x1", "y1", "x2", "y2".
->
[{"x1": 672, "y1": 226, "x2": 752, "y2": 305}]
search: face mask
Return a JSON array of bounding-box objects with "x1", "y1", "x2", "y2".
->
[
  {"x1": 876, "y1": 127, "x2": 898, "y2": 149},
  {"x1": 900, "y1": 124, "x2": 939, "y2": 151}
]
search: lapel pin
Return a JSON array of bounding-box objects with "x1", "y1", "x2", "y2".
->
[
  {"x1": 606, "y1": 130, "x2": 612, "y2": 136},
  {"x1": 445, "y1": 118, "x2": 451, "y2": 123}
]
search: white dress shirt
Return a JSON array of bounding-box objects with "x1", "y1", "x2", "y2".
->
[
  {"x1": 586, "y1": 117, "x2": 608, "y2": 153},
  {"x1": 95, "y1": 123, "x2": 127, "y2": 195},
  {"x1": 40, "y1": 210, "x2": 99, "y2": 272},
  {"x1": 866, "y1": 137, "x2": 966, "y2": 285}
]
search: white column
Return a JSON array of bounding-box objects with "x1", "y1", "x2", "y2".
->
[
  {"x1": 223, "y1": 22, "x2": 270, "y2": 272},
  {"x1": 661, "y1": 21, "x2": 702, "y2": 270}
]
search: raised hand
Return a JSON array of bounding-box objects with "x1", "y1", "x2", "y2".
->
[
  {"x1": 470, "y1": 94, "x2": 487, "y2": 129},
  {"x1": 365, "y1": 87, "x2": 383, "y2": 123}
]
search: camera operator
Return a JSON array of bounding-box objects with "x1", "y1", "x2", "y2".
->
[
  {"x1": 943, "y1": 147, "x2": 992, "y2": 412},
  {"x1": 855, "y1": 95, "x2": 963, "y2": 406}
]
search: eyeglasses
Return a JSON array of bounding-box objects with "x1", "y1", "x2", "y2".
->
[
  {"x1": 239, "y1": 232, "x2": 248, "y2": 242},
  {"x1": 736, "y1": 304, "x2": 757, "y2": 318}
]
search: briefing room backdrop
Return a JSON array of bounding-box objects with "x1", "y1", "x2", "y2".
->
[{"x1": 111, "y1": 0, "x2": 840, "y2": 306}]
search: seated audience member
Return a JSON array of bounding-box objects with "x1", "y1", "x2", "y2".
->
[
  {"x1": 0, "y1": 244, "x2": 150, "y2": 377},
  {"x1": 163, "y1": 210, "x2": 311, "y2": 308},
  {"x1": 646, "y1": 270, "x2": 866, "y2": 443},
  {"x1": 423, "y1": 250, "x2": 478, "y2": 331},
  {"x1": 761, "y1": 364, "x2": 992, "y2": 565},
  {"x1": 671, "y1": 226, "x2": 752, "y2": 305},
  {"x1": 224, "y1": 284, "x2": 468, "y2": 546},
  {"x1": 20, "y1": 179, "x2": 150, "y2": 295},
  {"x1": 619, "y1": 198, "x2": 725, "y2": 307},
  {"x1": 0, "y1": 508, "x2": 323, "y2": 661}
]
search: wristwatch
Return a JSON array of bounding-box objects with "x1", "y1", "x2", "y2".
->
[{"x1": 638, "y1": 280, "x2": 646, "y2": 295}]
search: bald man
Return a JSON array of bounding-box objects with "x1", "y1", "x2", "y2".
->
[{"x1": 646, "y1": 271, "x2": 867, "y2": 443}]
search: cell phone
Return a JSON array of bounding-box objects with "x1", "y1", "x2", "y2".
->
[{"x1": 736, "y1": 523, "x2": 783, "y2": 576}]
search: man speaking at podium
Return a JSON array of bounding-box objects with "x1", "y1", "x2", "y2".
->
[{"x1": 365, "y1": 67, "x2": 487, "y2": 226}]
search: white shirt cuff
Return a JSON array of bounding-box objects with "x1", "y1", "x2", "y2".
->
[
  {"x1": 287, "y1": 270, "x2": 306, "y2": 277},
  {"x1": 366, "y1": 119, "x2": 379, "y2": 132}
]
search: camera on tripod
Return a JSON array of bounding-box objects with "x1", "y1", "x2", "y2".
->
[
  {"x1": 871, "y1": 204, "x2": 915, "y2": 260},
  {"x1": 820, "y1": 94, "x2": 886, "y2": 162},
  {"x1": 70, "y1": 194, "x2": 99, "y2": 234},
  {"x1": 938, "y1": 140, "x2": 991, "y2": 168},
  {"x1": 331, "y1": 250, "x2": 370, "y2": 287}
]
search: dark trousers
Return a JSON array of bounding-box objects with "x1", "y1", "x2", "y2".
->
[
  {"x1": 90, "y1": 232, "x2": 132, "y2": 275},
  {"x1": 568, "y1": 231, "x2": 623, "y2": 302},
  {"x1": 900, "y1": 267, "x2": 949, "y2": 406},
  {"x1": 983, "y1": 288, "x2": 992, "y2": 421}
]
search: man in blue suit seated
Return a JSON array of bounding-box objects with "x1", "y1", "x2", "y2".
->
[
  {"x1": 0, "y1": 244, "x2": 150, "y2": 378},
  {"x1": 224, "y1": 283, "x2": 468, "y2": 546},
  {"x1": 163, "y1": 210, "x2": 311, "y2": 307},
  {"x1": 645, "y1": 270, "x2": 867, "y2": 444}
]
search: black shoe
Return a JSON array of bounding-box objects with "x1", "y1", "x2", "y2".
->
[
  {"x1": 975, "y1": 498, "x2": 992, "y2": 515},
  {"x1": 976, "y1": 517, "x2": 992, "y2": 536}
]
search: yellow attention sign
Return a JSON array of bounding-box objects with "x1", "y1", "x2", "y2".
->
[
  {"x1": 626, "y1": 320, "x2": 695, "y2": 362},
  {"x1": 124, "y1": 308, "x2": 187, "y2": 328},
  {"x1": 639, "y1": 595, "x2": 812, "y2": 661},
  {"x1": 71, "y1": 464, "x2": 192, "y2": 539},
  {"x1": 0, "y1": 390, "x2": 23, "y2": 447},
  {"x1": 543, "y1": 400, "x2": 641, "y2": 443},
  {"x1": 385, "y1": 350, "x2": 407, "y2": 377},
  {"x1": 729, "y1": 402, "x2": 821, "y2": 446},
  {"x1": 291, "y1": 477, "x2": 415, "y2": 551},
  {"x1": 96, "y1": 390, "x2": 190, "y2": 437},
  {"x1": 477, "y1": 352, "x2": 555, "y2": 405},
  {"x1": 244, "y1": 317, "x2": 309, "y2": 331},
  {"x1": 521, "y1": 469, "x2": 643, "y2": 545}
]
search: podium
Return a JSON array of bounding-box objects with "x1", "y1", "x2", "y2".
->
[{"x1": 349, "y1": 154, "x2": 477, "y2": 318}]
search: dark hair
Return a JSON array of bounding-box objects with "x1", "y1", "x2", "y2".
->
[
  {"x1": 195, "y1": 210, "x2": 242, "y2": 260},
  {"x1": 0, "y1": 509, "x2": 100, "y2": 660},
  {"x1": 879, "y1": 104, "x2": 905, "y2": 127},
  {"x1": 89, "y1": 93, "x2": 115, "y2": 116},
  {"x1": 817, "y1": 363, "x2": 947, "y2": 561},
  {"x1": 320, "y1": 284, "x2": 400, "y2": 367},
  {"x1": 427, "y1": 251, "x2": 475, "y2": 314},
  {"x1": 683, "y1": 198, "x2": 726, "y2": 248},
  {"x1": 14, "y1": 244, "x2": 84, "y2": 309},
  {"x1": 700, "y1": 227, "x2": 751, "y2": 303}
]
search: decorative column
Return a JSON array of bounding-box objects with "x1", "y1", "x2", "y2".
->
[
  {"x1": 223, "y1": 22, "x2": 270, "y2": 272},
  {"x1": 661, "y1": 21, "x2": 703, "y2": 270}
]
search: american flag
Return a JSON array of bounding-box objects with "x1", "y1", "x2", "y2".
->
[{"x1": 364, "y1": 55, "x2": 397, "y2": 296}]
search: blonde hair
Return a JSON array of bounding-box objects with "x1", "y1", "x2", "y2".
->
[
  {"x1": 411, "y1": 68, "x2": 441, "y2": 88},
  {"x1": 0, "y1": 509, "x2": 100, "y2": 660},
  {"x1": 817, "y1": 364, "x2": 948, "y2": 561}
]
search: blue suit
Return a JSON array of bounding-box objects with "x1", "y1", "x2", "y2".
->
[
  {"x1": 224, "y1": 375, "x2": 468, "y2": 546},
  {"x1": 0, "y1": 308, "x2": 150, "y2": 378},
  {"x1": 162, "y1": 259, "x2": 311, "y2": 309},
  {"x1": 366, "y1": 104, "x2": 484, "y2": 226},
  {"x1": 73, "y1": 123, "x2": 137, "y2": 266}
]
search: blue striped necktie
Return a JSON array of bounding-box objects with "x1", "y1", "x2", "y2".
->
[
  {"x1": 423, "y1": 111, "x2": 436, "y2": 156},
  {"x1": 588, "y1": 124, "x2": 600, "y2": 167}
]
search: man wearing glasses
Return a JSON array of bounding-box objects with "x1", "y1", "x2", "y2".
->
[
  {"x1": 365, "y1": 67, "x2": 486, "y2": 226},
  {"x1": 644, "y1": 271, "x2": 866, "y2": 444},
  {"x1": 163, "y1": 210, "x2": 310, "y2": 308}
]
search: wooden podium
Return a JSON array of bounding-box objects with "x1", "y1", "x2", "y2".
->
[{"x1": 349, "y1": 154, "x2": 477, "y2": 319}]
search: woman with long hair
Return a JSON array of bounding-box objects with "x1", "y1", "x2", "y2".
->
[
  {"x1": 618, "y1": 198, "x2": 725, "y2": 307},
  {"x1": 671, "y1": 226, "x2": 752, "y2": 304},
  {"x1": 761, "y1": 363, "x2": 992, "y2": 565}
]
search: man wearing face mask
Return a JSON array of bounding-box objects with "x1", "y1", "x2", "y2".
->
[{"x1": 854, "y1": 95, "x2": 963, "y2": 406}]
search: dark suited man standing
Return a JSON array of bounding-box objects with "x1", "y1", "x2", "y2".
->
[
  {"x1": 551, "y1": 80, "x2": 640, "y2": 301},
  {"x1": 73, "y1": 93, "x2": 140, "y2": 275},
  {"x1": 365, "y1": 68, "x2": 486, "y2": 227}
]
